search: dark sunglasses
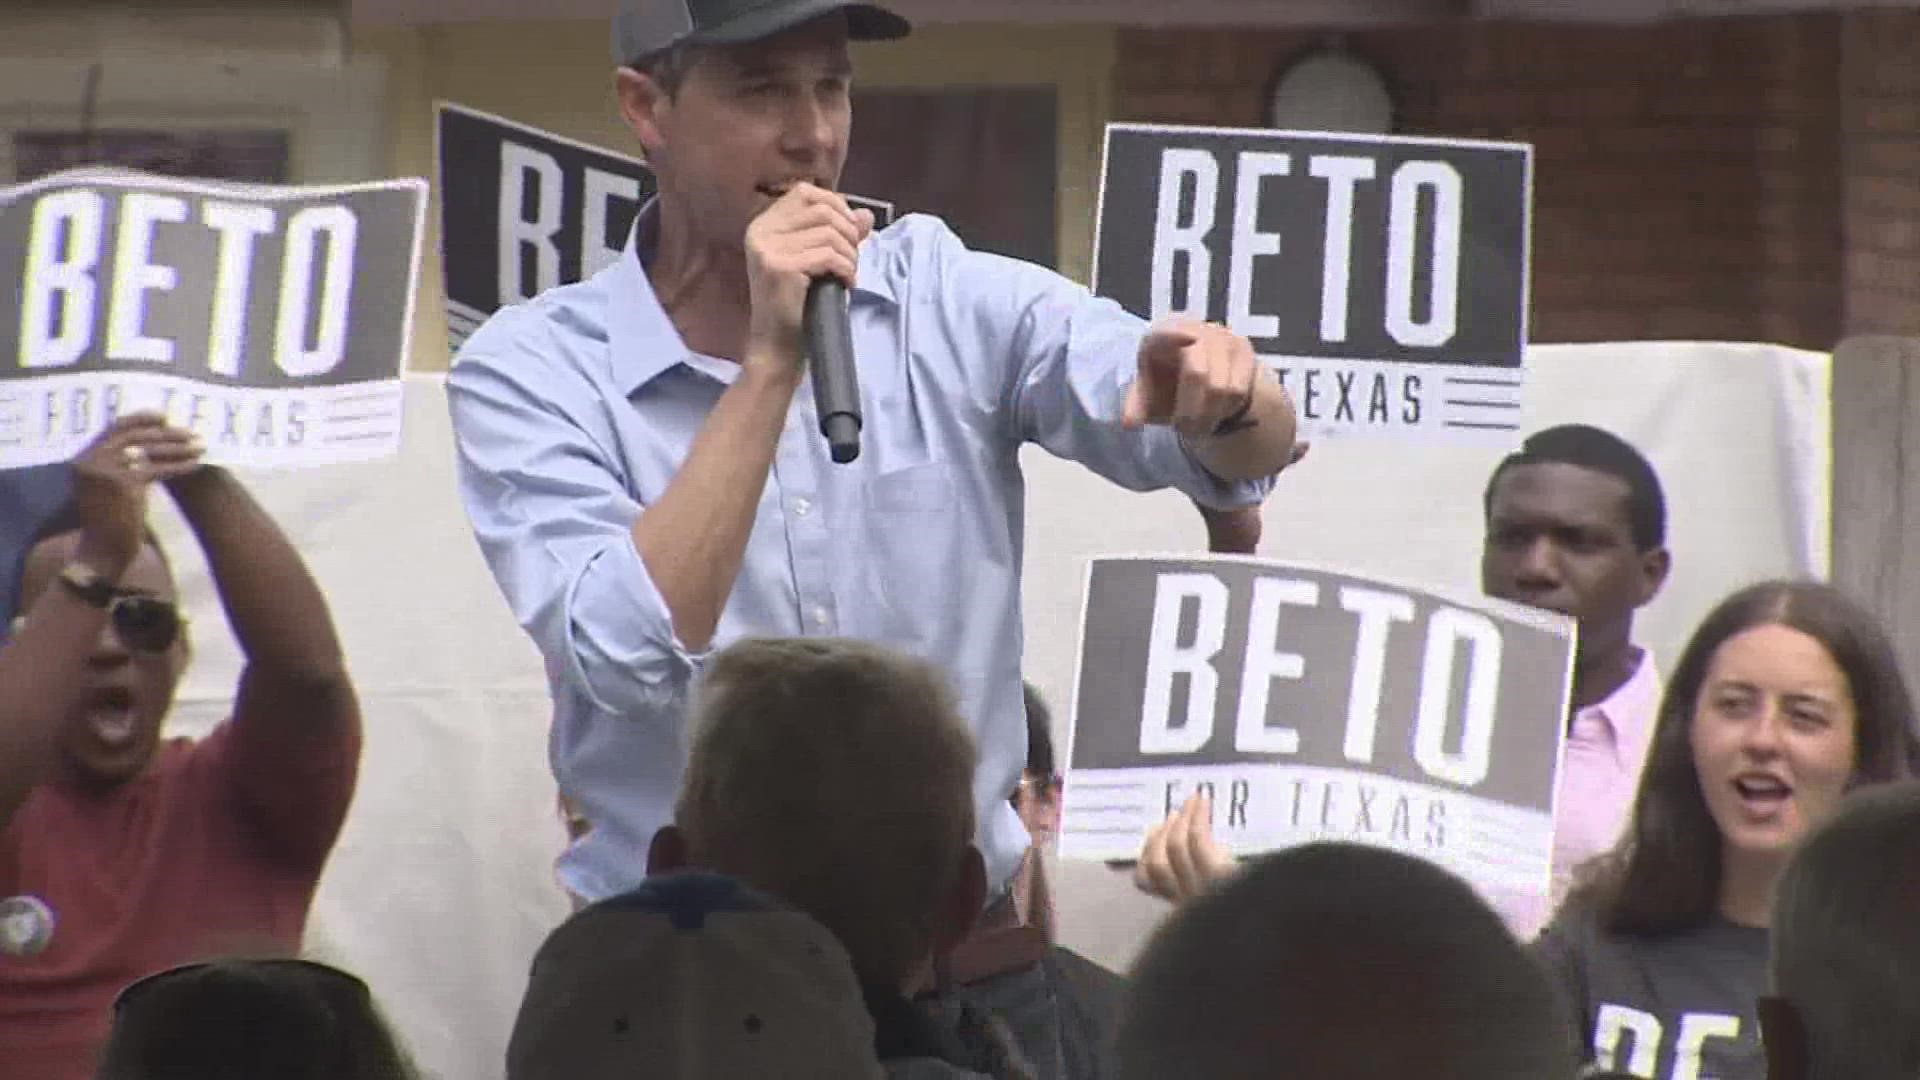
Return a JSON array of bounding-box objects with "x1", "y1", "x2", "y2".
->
[
  {"x1": 113, "y1": 958, "x2": 370, "y2": 1017},
  {"x1": 11, "y1": 595, "x2": 183, "y2": 653}
]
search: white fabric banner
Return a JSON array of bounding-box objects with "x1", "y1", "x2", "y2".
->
[{"x1": 140, "y1": 340, "x2": 1826, "y2": 1079}]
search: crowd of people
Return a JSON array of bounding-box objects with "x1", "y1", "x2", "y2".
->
[{"x1": 3, "y1": 0, "x2": 1917, "y2": 1077}]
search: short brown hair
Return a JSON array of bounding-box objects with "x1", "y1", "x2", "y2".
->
[{"x1": 676, "y1": 637, "x2": 977, "y2": 986}]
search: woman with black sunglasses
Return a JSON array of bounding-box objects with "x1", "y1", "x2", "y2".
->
[{"x1": 0, "y1": 412, "x2": 363, "y2": 1080}]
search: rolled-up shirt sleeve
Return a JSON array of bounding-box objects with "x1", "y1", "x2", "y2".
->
[
  {"x1": 925, "y1": 226, "x2": 1273, "y2": 509},
  {"x1": 447, "y1": 311, "x2": 706, "y2": 718}
]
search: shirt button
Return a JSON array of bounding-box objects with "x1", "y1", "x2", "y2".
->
[
  {"x1": 792, "y1": 497, "x2": 812, "y2": 516},
  {"x1": 811, "y1": 606, "x2": 831, "y2": 629}
]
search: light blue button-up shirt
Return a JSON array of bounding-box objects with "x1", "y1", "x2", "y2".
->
[{"x1": 448, "y1": 208, "x2": 1271, "y2": 902}]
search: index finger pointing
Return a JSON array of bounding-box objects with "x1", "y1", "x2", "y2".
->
[{"x1": 1143, "y1": 326, "x2": 1200, "y2": 356}]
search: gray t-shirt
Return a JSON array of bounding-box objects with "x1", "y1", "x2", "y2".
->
[{"x1": 1533, "y1": 907, "x2": 1769, "y2": 1080}]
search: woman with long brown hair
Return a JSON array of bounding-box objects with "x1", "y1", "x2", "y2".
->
[{"x1": 1535, "y1": 579, "x2": 1920, "y2": 1080}]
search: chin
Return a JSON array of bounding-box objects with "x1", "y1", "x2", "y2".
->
[
  {"x1": 67, "y1": 743, "x2": 159, "y2": 788},
  {"x1": 1722, "y1": 829, "x2": 1801, "y2": 863}
]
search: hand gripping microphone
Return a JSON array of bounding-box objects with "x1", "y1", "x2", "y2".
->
[{"x1": 804, "y1": 277, "x2": 861, "y2": 464}]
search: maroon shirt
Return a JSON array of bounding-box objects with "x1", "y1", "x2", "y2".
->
[{"x1": 0, "y1": 715, "x2": 358, "y2": 1080}]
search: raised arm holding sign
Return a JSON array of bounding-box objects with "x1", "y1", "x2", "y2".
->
[{"x1": 0, "y1": 415, "x2": 362, "y2": 1080}]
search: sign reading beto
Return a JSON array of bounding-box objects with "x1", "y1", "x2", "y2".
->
[
  {"x1": 2, "y1": 168, "x2": 427, "y2": 469},
  {"x1": 1093, "y1": 124, "x2": 1532, "y2": 445},
  {"x1": 1059, "y1": 556, "x2": 1572, "y2": 908},
  {"x1": 437, "y1": 102, "x2": 894, "y2": 352}
]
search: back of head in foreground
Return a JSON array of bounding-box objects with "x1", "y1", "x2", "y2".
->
[
  {"x1": 508, "y1": 872, "x2": 885, "y2": 1080},
  {"x1": 658, "y1": 636, "x2": 984, "y2": 991},
  {"x1": 1115, "y1": 843, "x2": 1578, "y2": 1080},
  {"x1": 1765, "y1": 780, "x2": 1920, "y2": 1080},
  {"x1": 94, "y1": 958, "x2": 416, "y2": 1080}
]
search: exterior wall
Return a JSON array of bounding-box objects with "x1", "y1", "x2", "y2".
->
[
  {"x1": 1841, "y1": 9, "x2": 1920, "y2": 337},
  {"x1": 1115, "y1": 10, "x2": 1920, "y2": 348}
]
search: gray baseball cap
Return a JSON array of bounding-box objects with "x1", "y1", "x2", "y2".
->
[{"x1": 613, "y1": 0, "x2": 911, "y2": 65}]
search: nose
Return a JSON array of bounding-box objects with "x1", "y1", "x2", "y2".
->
[
  {"x1": 780, "y1": 93, "x2": 835, "y2": 159},
  {"x1": 87, "y1": 620, "x2": 131, "y2": 666},
  {"x1": 1513, "y1": 536, "x2": 1562, "y2": 590},
  {"x1": 1740, "y1": 703, "x2": 1786, "y2": 757}
]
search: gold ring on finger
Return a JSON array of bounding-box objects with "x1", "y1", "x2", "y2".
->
[{"x1": 122, "y1": 445, "x2": 147, "y2": 470}]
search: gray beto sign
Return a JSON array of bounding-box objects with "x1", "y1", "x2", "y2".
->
[
  {"x1": 2, "y1": 169, "x2": 426, "y2": 468},
  {"x1": 1069, "y1": 556, "x2": 1572, "y2": 808},
  {"x1": 1092, "y1": 123, "x2": 1532, "y2": 443},
  {"x1": 5, "y1": 171, "x2": 422, "y2": 388}
]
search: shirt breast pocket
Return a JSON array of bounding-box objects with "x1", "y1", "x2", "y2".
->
[
  {"x1": 865, "y1": 460, "x2": 953, "y2": 514},
  {"x1": 857, "y1": 461, "x2": 960, "y2": 648}
]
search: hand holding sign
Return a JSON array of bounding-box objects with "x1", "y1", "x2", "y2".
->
[
  {"x1": 70, "y1": 413, "x2": 205, "y2": 574},
  {"x1": 1121, "y1": 321, "x2": 1259, "y2": 438},
  {"x1": 1134, "y1": 790, "x2": 1237, "y2": 903}
]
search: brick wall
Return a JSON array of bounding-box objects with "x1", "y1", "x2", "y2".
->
[
  {"x1": 1116, "y1": 12, "x2": 1919, "y2": 349},
  {"x1": 1841, "y1": 9, "x2": 1920, "y2": 338}
]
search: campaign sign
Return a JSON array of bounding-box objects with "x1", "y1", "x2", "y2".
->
[
  {"x1": 1059, "y1": 555, "x2": 1573, "y2": 910},
  {"x1": 1093, "y1": 124, "x2": 1532, "y2": 446},
  {"x1": 1, "y1": 169, "x2": 427, "y2": 469},
  {"x1": 436, "y1": 102, "x2": 895, "y2": 352}
]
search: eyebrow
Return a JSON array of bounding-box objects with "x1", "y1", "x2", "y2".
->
[
  {"x1": 1709, "y1": 680, "x2": 1836, "y2": 708},
  {"x1": 1488, "y1": 515, "x2": 1618, "y2": 536},
  {"x1": 727, "y1": 57, "x2": 853, "y2": 80}
]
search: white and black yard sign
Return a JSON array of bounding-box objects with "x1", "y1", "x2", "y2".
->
[
  {"x1": 1059, "y1": 556, "x2": 1573, "y2": 908},
  {"x1": 2, "y1": 168, "x2": 427, "y2": 468},
  {"x1": 1094, "y1": 124, "x2": 1532, "y2": 445},
  {"x1": 437, "y1": 102, "x2": 894, "y2": 352}
]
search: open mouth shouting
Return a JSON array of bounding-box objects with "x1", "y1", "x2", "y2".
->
[
  {"x1": 1729, "y1": 770, "x2": 1793, "y2": 822},
  {"x1": 81, "y1": 684, "x2": 141, "y2": 750}
]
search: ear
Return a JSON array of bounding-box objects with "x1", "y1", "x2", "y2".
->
[
  {"x1": 645, "y1": 824, "x2": 691, "y2": 876},
  {"x1": 932, "y1": 846, "x2": 990, "y2": 958},
  {"x1": 1636, "y1": 546, "x2": 1672, "y2": 607},
  {"x1": 1757, "y1": 995, "x2": 1808, "y2": 1080},
  {"x1": 614, "y1": 67, "x2": 672, "y2": 161}
]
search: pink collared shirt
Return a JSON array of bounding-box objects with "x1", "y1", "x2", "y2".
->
[{"x1": 1549, "y1": 650, "x2": 1662, "y2": 906}]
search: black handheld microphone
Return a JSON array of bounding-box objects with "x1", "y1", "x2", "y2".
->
[{"x1": 804, "y1": 277, "x2": 861, "y2": 464}]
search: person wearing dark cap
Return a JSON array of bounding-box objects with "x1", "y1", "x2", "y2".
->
[
  {"x1": 508, "y1": 873, "x2": 890, "y2": 1080},
  {"x1": 447, "y1": 0, "x2": 1300, "y2": 926}
]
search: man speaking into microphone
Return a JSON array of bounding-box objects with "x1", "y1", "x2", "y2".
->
[{"x1": 447, "y1": 0, "x2": 1299, "y2": 920}]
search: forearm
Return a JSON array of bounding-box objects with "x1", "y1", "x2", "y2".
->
[
  {"x1": 169, "y1": 468, "x2": 345, "y2": 683},
  {"x1": 1183, "y1": 372, "x2": 1298, "y2": 482},
  {"x1": 0, "y1": 587, "x2": 112, "y2": 827},
  {"x1": 630, "y1": 359, "x2": 799, "y2": 652}
]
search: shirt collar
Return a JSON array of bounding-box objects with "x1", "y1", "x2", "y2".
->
[
  {"x1": 1580, "y1": 647, "x2": 1662, "y2": 767},
  {"x1": 608, "y1": 198, "x2": 897, "y2": 395}
]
